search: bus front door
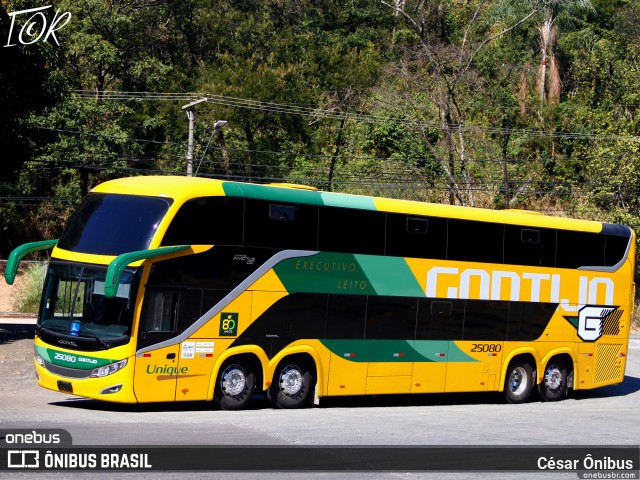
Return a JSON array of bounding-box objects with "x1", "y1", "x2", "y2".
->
[{"x1": 133, "y1": 344, "x2": 180, "y2": 402}]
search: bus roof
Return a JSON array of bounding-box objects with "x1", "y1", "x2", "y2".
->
[{"x1": 92, "y1": 175, "x2": 605, "y2": 233}]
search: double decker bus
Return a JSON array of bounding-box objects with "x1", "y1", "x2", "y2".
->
[{"x1": 5, "y1": 176, "x2": 635, "y2": 409}]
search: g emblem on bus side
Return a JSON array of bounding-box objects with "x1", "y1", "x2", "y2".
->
[
  {"x1": 576, "y1": 306, "x2": 616, "y2": 342},
  {"x1": 219, "y1": 312, "x2": 239, "y2": 337}
]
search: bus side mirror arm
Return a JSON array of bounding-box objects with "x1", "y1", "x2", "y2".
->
[
  {"x1": 4, "y1": 239, "x2": 58, "y2": 285},
  {"x1": 104, "y1": 245, "x2": 192, "y2": 299}
]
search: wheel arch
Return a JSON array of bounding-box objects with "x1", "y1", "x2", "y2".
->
[
  {"x1": 207, "y1": 346, "x2": 269, "y2": 401},
  {"x1": 539, "y1": 350, "x2": 576, "y2": 387},
  {"x1": 499, "y1": 348, "x2": 539, "y2": 393},
  {"x1": 266, "y1": 346, "x2": 322, "y2": 393}
]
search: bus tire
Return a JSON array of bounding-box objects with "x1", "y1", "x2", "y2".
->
[
  {"x1": 504, "y1": 360, "x2": 534, "y2": 404},
  {"x1": 214, "y1": 360, "x2": 256, "y2": 410},
  {"x1": 538, "y1": 359, "x2": 568, "y2": 402},
  {"x1": 267, "y1": 358, "x2": 314, "y2": 409}
]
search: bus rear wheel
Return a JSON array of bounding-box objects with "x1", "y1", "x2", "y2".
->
[
  {"x1": 538, "y1": 360, "x2": 568, "y2": 402},
  {"x1": 267, "y1": 358, "x2": 314, "y2": 409},
  {"x1": 214, "y1": 360, "x2": 256, "y2": 410},
  {"x1": 504, "y1": 361, "x2": 534, "y2": 404}
]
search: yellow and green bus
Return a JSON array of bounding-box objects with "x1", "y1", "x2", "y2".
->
[{"x1": 5, "y1": 176, "x2": 636, "y2": 409}]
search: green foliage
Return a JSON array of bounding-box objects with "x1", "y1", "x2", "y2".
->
[
  {"x1": 14, "y1": 263, "x2": 46, "y2": 313},
  {"x1": 2, "y1": 0, "x2": 640, "y2": 272}
]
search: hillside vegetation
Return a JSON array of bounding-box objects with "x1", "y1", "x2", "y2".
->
[{"x1": 1, "y1": 0, "x2": 640, "y2": 273}]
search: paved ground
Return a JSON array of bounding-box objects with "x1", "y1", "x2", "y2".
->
[{"x1": 0, "y1": 321, "x2": 639, "y2": 479}]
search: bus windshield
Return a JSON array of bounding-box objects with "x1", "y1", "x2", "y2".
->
[
  {"x1": 38, "y1": 262, "x2": 140, "y2": 349},
  {"x1": 57, "y1": 193, "x2": 172, "y2": 255}
]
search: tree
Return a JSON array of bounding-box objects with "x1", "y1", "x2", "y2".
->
[
  {"x1": 381, "y1": 0, "x2": 540, "y2": 206},
  {"x1": 535, "y1": 0, "x2": 594, "y2": 109}
]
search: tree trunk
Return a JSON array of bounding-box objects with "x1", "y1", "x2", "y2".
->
[
  {"x1": 243, "y1": 123, "x2": 255, "y2": 181},
  {"x1": 327, "y1": 115, "x2": 346, "y2": 192},
  {"x1": 218, "y1": 129, "x2": 231, "y2": 178}
]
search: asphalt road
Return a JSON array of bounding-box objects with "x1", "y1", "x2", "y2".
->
[{"x1": 1, "y1": 322, "x2": 639, "y2": 479}]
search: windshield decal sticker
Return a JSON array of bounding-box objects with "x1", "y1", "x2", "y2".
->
[{"x1": 70, "y1": 321, "x2": 80, "y2": 337}]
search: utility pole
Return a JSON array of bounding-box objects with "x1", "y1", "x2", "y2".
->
[{"x1": 182, "y1": 97, "x2": 208, "y2": 176}]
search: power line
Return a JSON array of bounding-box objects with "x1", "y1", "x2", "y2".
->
[
  {"x1": 72, "y1": 90, "x2": 640, "y2": 142},
  {"x1": 30, "y1": 125, "x2": 640, "y2": 166}
]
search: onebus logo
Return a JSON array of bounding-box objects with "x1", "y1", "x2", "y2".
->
[{"x1": 7, "y1": 450, "x2": 39, "y2": 468}]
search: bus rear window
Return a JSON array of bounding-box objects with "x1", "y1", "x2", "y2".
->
[{"x1": 58, "y1": 193, "x2": 172, "y2": 255}]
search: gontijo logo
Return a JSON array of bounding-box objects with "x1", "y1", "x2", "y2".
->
[{"x1": 425, "y1": 267, "x2": 614, "y2": 311}]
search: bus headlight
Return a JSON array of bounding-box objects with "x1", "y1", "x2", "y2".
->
[
  {"x1": 90, "y1": 359, "x2": 128, "y2": 378},
  {"x1": 35, "y1": 352, "x2": 45, "y2": 367}
]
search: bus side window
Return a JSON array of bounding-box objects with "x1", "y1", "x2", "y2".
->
[
  {"x1": 326, "y1": 295, "x2": 366, "y2": 339},
  {"x1": 605, "y1": 233, "x2": 630, "y2": 267},
  {"x1": 161, "y1": 197, "x2": 243, "y2": 246},
  {"x1": 385, "y1": 213, "x2": 447, "y2": 259},
  {"x1": 319, "y1": 207, "x2": 385, "y2": 255},
  {"x1": 416, "y1": 299, "x2": 464, "y2": 340},
  {"x1": 447, "y1": 219, "x2": 504, "y2": 264},
  {"x1": 143, "y1": 290, "x2": 178, "y2": 333},
  {"x1": 463, "y1": 300, "x2": 509, "y2": 341},
  {"x1": 244, "y1": 199, "x2": 318, "y2": 250},
  {"x1": 504, "y1": 225, "x2": 555, "y2": 267},
  {"x1": 269, "y1": 204, "x2": 295, "y2": 222},
  {"x1": 406, "y1": 217, "x2": 428, "y2": 234},
  {"x1": 365, "y1": 296, "x2": 417, "y2": 340},
  {"x1": 556, "y1": 230, "x2": 605, "y2": 268}
]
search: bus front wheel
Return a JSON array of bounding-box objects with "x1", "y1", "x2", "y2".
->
[
  {"x1": 214, "y1": 360, "x2": 256, "y2": 410},
  {"x1": 504, "y1": 361, "x2": 534, "y2": 404},
  {"x1": 538, "y1": 359, "x2": 568, "y2": 402},
  {"x1": 267, "y1": 358, "x2": 315, "y2": 409}
]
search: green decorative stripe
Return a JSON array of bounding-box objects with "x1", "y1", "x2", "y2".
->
[
  {"x1": 320, "y1": 340, "x2": 478, "y2": 363},
  {"x1": 105, "y1": 245, "x2": 191, "y2": 298},
  {"x1": 274, "y1": 252, "x2": 376, "y2": 295},
  {"x1": 221, "y1": 182, "x2": 377, "y2": 210},
  {"x1": 319, "y1": 192, "x2": 376, "y2": 210},
  {"x1": 35, "y1": 345, "x2": 111, "y2": 370},
  {"x1": 564, "y1": 316, "x2": 579, "y2": 330},
  {"x1": 354, "y1": 255, "x2": 424, "y2": 297},
  {"x1": 5, "y1": 239, "x2": 57, "y2": 285},
  {"x1": 415, "y1": 341, "x2": 480, "y2": 363},
  {"x1": 273, "y1": 252, "x2": 424, "y2": 297}
]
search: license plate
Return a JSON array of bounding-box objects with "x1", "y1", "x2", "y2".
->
[{"x1": 57, "y1": 380, "x2": 73, "y2": 393}]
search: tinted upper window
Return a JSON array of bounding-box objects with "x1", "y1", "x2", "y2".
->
[
  {"x1": 162, "y1": 197, "x2": 243, "y2": 246},
  {"x1": 556, "y1": 230, "x2": 605, "y2": 268},
  {"x1": 448, "y1": 219, "x2": 504, "y2": 264},
  {"x1": 605, "y1": 234, "x2": 630, "y2": 267},
  {"x1": 58, "y1": 193, "x2": 172, "y2": 255},
  {"x1": 504, "y1": 226, "x2": 556, "y2": 267},
  {"x1": 319, "y1": 207, "x2": 385, "y2": 255},
  {"x1": 386, "y1": 213, "x2": 447, "y2": 259},
  {"x1": 244, "y1": 199, "x2": 318, "y2": 249}
]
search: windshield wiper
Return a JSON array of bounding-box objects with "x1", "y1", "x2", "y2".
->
[{"x1": 77, "y1": 331, "x2": 111, "y2": 350}]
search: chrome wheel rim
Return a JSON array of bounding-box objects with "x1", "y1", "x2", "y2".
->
[
  {"x1": 279, "y1": 365, "x2": 303, "y2": 397},
  {"x1": 509, "y1": 366, "x2": 528, "y2": 396},
  {"x1": 544, "y1": 364, "x2": 562, "y2": 390},
  {"x1": 221, "y1": 366, "x2": 247, "y2": 398}
]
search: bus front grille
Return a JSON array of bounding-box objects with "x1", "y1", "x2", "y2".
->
[{"x1": 43, "y1": 360, "x2": 93, "y2": 379}]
